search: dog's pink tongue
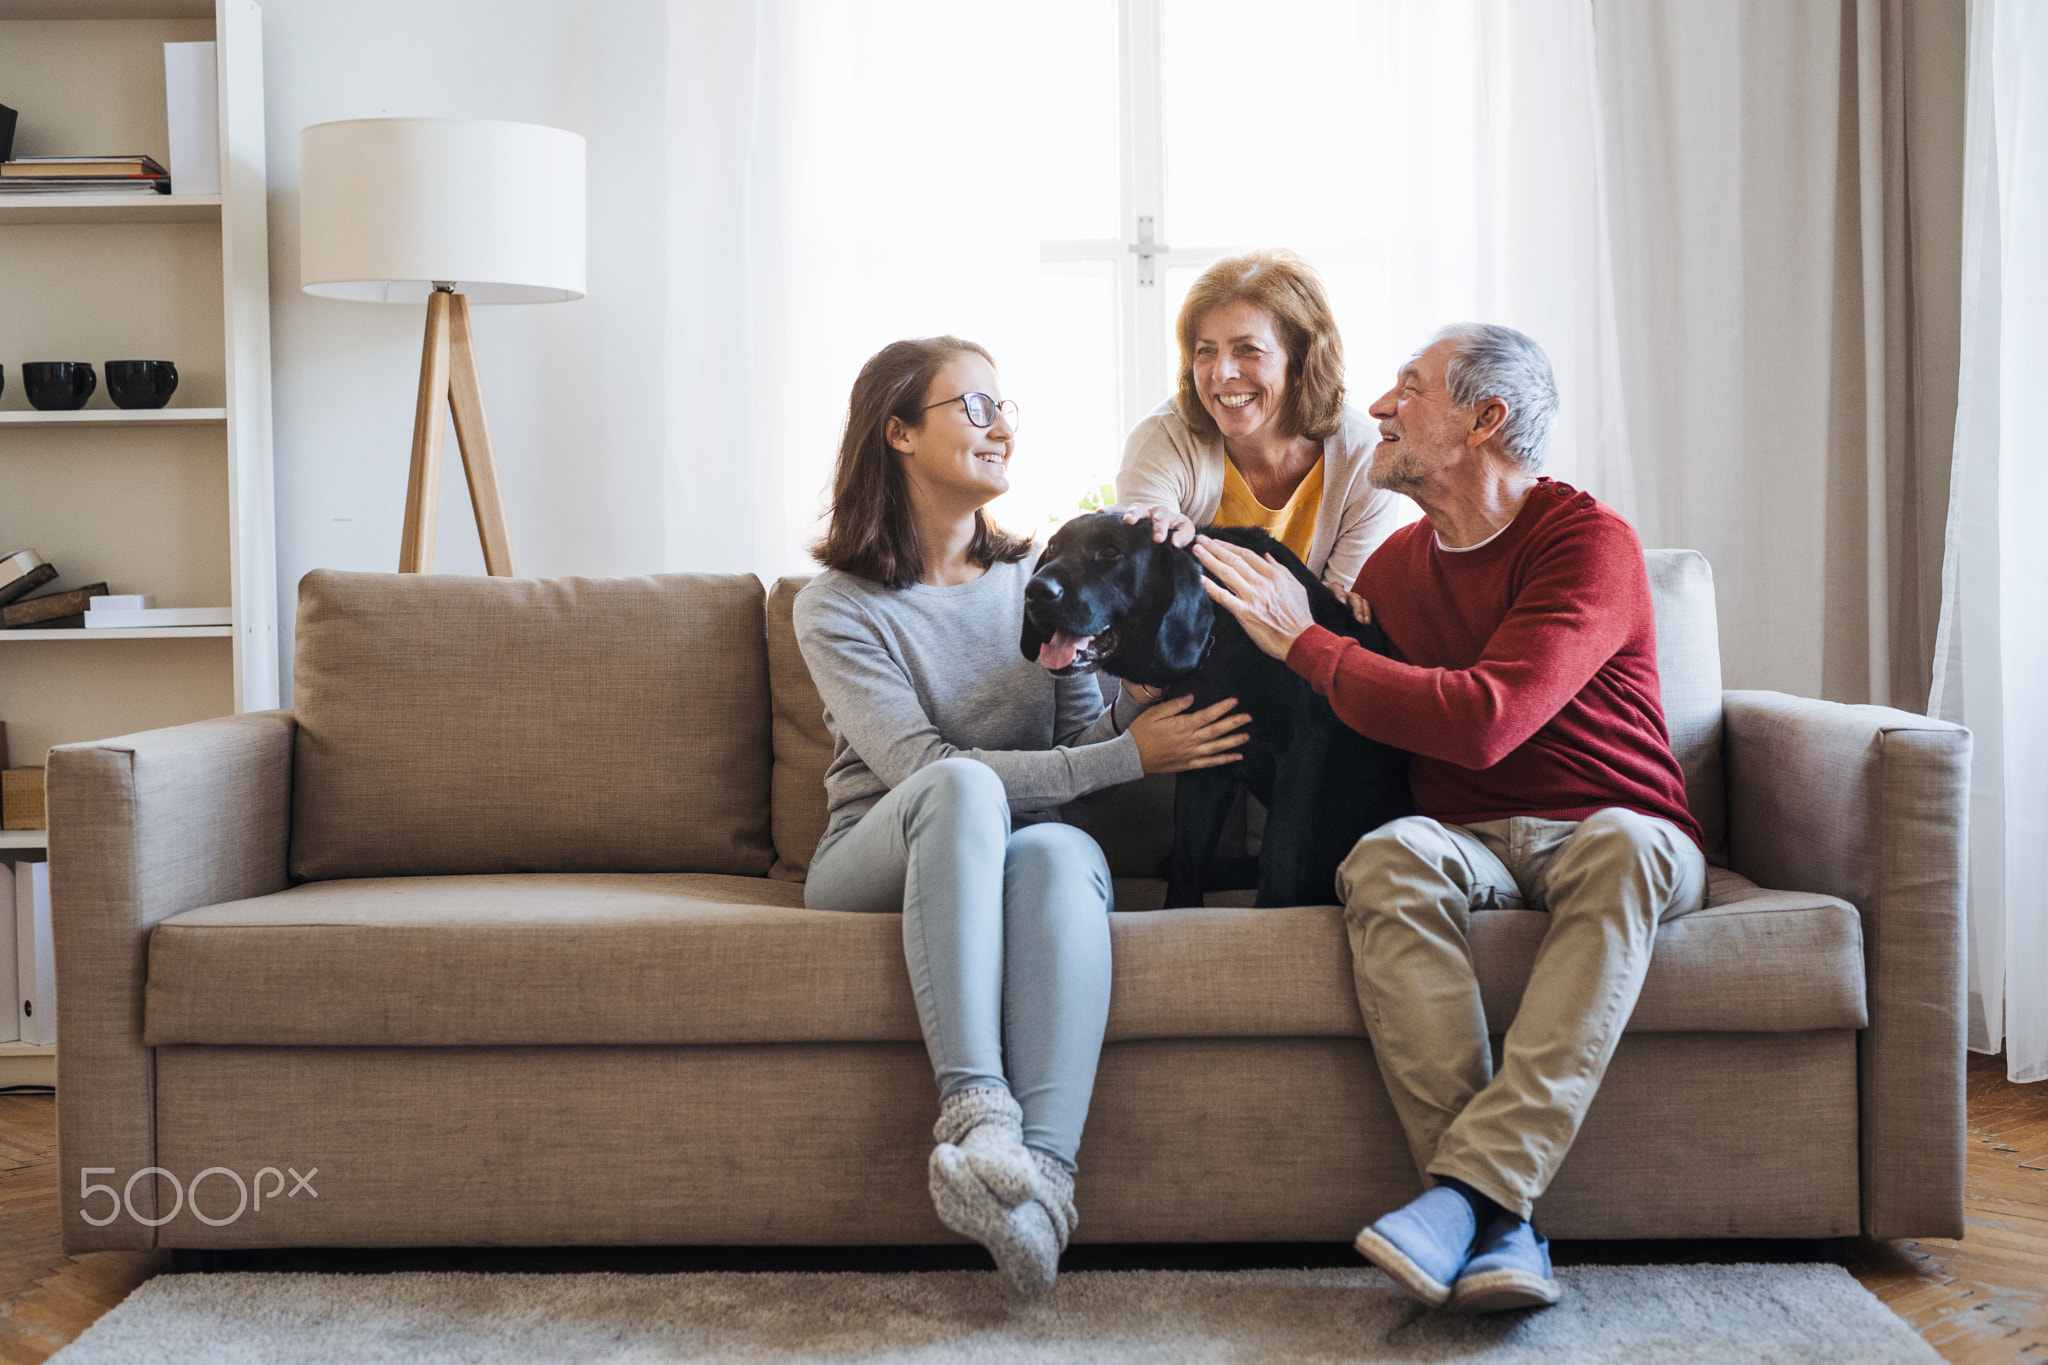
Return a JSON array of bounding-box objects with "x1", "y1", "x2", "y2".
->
[{"x1": 1037, "y1": 631, "x2": 1092, "y2": 671}]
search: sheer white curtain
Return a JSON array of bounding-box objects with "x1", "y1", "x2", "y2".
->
[
  {"x1": 1929, "y1": 0, "x2": 2048, "y2": 1083},
  {"x1": 664, "y1": 0, "x2": 1124, "y2": 578},
  {"x1": 662, "y1": 0, "x2": 1624, "y2": 582},
  {"x1": 1153, "y1": 0, "x2": 1629, "y2": 507},
  {"x1": 1591, "y1": 0, "x2": 1966, "y2": 706}
]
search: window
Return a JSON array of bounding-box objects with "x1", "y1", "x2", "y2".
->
[{"x1": 667, "y1": 0, "x2": 1608, "y2": 572}]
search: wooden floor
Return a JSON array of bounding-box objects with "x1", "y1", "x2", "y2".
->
[
  {"x1": 1846, "y1": 1052, "x2": 2048, "y2": 1361},
  {"x1": 1, "y1": 1051, "x2": 2043, "y2": 1363}
]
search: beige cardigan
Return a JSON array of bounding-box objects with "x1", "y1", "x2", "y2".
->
[{"x1": 1115, "y1": 398, "x2": 1411, "y2": 592}]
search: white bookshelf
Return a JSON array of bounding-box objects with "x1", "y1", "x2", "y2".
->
[
  {"x1": 0, "y1": 406, "x2": 227, "y2": 427},
  {"x1": 0, "y1": 192, "x2": 221, "y2": 224},
  {"x1": 1, "y1": 626, "x2": 233, "y2": 640},
  {"x1": 1, "y1": 0, "x2": 276, "y2": 1084},
  {"x1": 0, "y1": 1041, "x2": 55, "y2": 1089},
  {"x1": 0, "y1": 0, "x2": 274, "y2": 727}
]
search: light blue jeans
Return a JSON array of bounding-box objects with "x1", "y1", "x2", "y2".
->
[{"x1": 804, "y1": 757, "x2": 1114, "y2": 1173}]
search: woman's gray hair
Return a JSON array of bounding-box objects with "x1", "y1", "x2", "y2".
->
[{"x1": 1431, "y1": 323, "x2": 1558, "y2": 472}]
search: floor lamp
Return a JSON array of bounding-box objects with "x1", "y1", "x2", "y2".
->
[{"x1": 298, "y1": 118, "x2": 587, "y2": 575}]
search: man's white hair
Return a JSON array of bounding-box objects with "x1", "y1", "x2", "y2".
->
[{"x1": 1431, "y1": 323, "x2": 1559, "y2": 472}]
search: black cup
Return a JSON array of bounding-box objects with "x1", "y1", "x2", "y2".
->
[
  {"x1": 105, "y1": 359, "x2": 179, "y2": 410},
  {"x1": 22, "y1": 361, "x2": 95, "y2": 411}
]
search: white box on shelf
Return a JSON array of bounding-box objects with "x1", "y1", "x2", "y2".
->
[
  {"x1": 16, "y1": 859, "x2": 52, "y2": 1048},
  {"x1": 0, "y1": 862, "x2": 16, "y2": 1045},
  {"x1": 83, "y1": 606, "x2": 231, "y2": 629},
  {"x1": 88, "y1": 595, "x2": 154, "y2": 612},
  {"x1": 164, "y1": 42, "x2": 220, "y2": 197}
]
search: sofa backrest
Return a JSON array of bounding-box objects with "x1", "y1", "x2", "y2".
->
[
  {"x1": 767, "y1": 577, "x2": 833, "y2": 881},
  {"x1": 767, "y1": 550, "x2": 1728, "y2": 876},
  {"x1": 290, "y1": 569, "x2": 775, "y2": 881},
  {"x1": 1643, "y1": 549, "x2": 1727, "y2": 864}
]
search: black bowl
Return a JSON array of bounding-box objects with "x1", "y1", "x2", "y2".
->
[
  {"x1": 105, "y1": 359, "x2": 179, "y2": 410},
  {"x1": 22, "y1": 361, "x2": 96, "y2": 411}
]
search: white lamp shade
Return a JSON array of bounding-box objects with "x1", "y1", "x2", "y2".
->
[{"x1": 300, "y1": 118, "x2": 586, "y2": 304}]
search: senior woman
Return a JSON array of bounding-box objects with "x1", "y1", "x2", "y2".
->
[
  {"x1": 1118, "y1": 249, "x2": 1406, "y2": 591},
  {"x1": 794, "y1": 336, "x2": 1248, "y2": 1296}
]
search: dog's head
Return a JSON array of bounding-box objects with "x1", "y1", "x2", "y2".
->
[{"x1": 1020, "y1": 511, "x2": 1214, "y2": 686}]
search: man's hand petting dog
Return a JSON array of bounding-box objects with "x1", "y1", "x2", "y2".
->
[
  {"x1": 1128, "y1": 693, "x2": 1250, "y2": 775},
  {"x1": 1192, "y1": 536, "x2": 1319, "y2": 661}
]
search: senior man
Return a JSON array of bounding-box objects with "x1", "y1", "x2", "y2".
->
[{"x1": 1193, "y1": 323, "x2": 1705, "y2": 1314}]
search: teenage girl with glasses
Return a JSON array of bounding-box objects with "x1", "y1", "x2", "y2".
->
[{"x1": 795, "y1": 336, "x2": 1246, "y2": 1294}]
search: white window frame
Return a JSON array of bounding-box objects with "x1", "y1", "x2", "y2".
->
[{"x1": 1038, "y1": 0, "x2": 1229, "y2": 439}]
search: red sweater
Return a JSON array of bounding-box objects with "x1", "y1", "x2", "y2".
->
[{"x1": 1286, "y1": 479, "x2": 1703, "y2": 849}]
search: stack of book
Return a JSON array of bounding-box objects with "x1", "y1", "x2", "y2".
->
[
  {"x1": 0, "y1": 550, "x2": 56, "y2": 607},
  {"x1": 82, "y1": 594, "x2": 230, "y2": 629},
  {"x1": 2, "y1": 581, "x2": 107, "y2": 629},
  {"x1": 0, "y1": 154, "x2": 170, "y2": 195}
]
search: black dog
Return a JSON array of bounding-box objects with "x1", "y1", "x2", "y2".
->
[{"x1": 1021, "y1": 511, "x2": 1411, "y2": 908}]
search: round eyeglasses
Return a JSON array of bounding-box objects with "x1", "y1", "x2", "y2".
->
[{"x1": 920, "y1": 391, "x2": 1019, "y2": 430}]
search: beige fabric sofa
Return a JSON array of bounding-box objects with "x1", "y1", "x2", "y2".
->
[{"x1": 51, "y1": 553, "x2": 1968, "y2": 1254}]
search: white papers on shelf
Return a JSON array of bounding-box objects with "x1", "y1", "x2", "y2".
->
[
  {"x1": 83, "y1": 605, "x2": 229, "y2": 629},
  {"x1": 164, "y1": 42, "x2": 220, "y2": 197},
  {"x1": 15, "y1": 859, "x2": 51, "y2": 1047},
  {"x1": 0, "y1": 863, "x2": 17, "y2": 1045},
  {"x1": 88, "y1": 595, "x2": 154, "y2": 612}
]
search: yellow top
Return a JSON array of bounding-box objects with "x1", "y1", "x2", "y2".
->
[{"x1": 1213, "y1": 456, "x2": 1325, "y2": 562}]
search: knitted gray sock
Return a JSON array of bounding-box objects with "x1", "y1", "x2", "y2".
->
[
  {"x1": 933, "y1": 1086, "x2": 1037, "y2": 1208},
  {"x1": 1029, "y1": 1149, "x2": 1078, "y2": 1251},
  {"x1": 929, "y1": 1142, "x2": 1061, "y2": 1295}
]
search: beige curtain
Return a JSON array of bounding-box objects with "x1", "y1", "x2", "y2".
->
[{"x1": 1592, "y1": 0, "x2": 1965, "y2": 705}]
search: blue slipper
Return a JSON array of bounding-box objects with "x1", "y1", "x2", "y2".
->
[
  {"x1": 1353, "y1": 1186, "x2": 1480, "y2": 1307},
  {"x1": 1447, "y1": 1211, "x2": 1560, "y2": 1313}
]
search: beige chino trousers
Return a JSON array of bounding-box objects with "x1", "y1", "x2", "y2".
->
[{"x1": 1335, "y1": 809, "x2": 1706, "y2": 1220}]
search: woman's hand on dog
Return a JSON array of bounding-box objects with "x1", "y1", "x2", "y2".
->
[
  {"x1": 1119, "y1": 504, "x2": 1198, "y2": 548},
  {"x1": 1192, "y1": 537, "x2": 1318, "y2": 660},
  {"x1": 1334, "y1": 586, "x2": 1373, "y2": 625},
  {"x1": 1129, "y1": 693, "x2": 1251, "y2": 773}
]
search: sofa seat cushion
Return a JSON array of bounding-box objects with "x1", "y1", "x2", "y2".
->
[
  {"x1": 146, "y1": 866, "x2": 1863, "y2": 1047},
  {"x1": 145, "y1": 873, "x2": 898, "y2": 1048},
  {"x1": 1111, "y1": 866, "x2": 1863, "y2": 1038}
]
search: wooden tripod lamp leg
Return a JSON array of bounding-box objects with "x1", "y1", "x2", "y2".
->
[
  {"x1": 399, "y1": 290, "x2": 454, "y2": 573},
  {"x1": 445, "y1": 293, "x2": 518, "y2": 576}
]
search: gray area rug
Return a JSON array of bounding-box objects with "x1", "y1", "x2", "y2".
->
[{"x1": 51, "y1": 1264, "x2": 1939, "y2": 1364}]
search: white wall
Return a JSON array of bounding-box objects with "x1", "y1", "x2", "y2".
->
[{"x1": 259, "y1": 0, "x2": 668, "y2": 697}]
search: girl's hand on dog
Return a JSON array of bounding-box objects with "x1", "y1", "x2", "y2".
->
[
  {"x1": 1123, "y1": 680, "x2": 1165, "y2": 707},
  {"x1": 1130, "y1": 693, "x2": 1250, "y2": 774}
]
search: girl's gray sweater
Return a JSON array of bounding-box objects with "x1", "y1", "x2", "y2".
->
[{"x1": 793, "y1": 553, "x2": 1146, "y2": 835}]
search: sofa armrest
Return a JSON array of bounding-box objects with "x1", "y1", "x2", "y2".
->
[
  {"x1": 1722, "y1": 689, "x2": 1969, "y2": 1241},
  {"x1": 49, "y1": 710, "x2": 295, "y2": 1252}
]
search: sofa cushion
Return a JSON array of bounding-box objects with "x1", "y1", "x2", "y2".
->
[
  {"x1": 290, "y1": 569, "x2": 774, "y2": 880},
  {"x1": 766, "y1": 576, "x2": 833, "y2": 881},
  {"x1": 1644, "y1": 548, "x2": 1727, "y2": 864},
  {"x1": 144, "y1": 867, "x2": 1862, "y2": 1047}
]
